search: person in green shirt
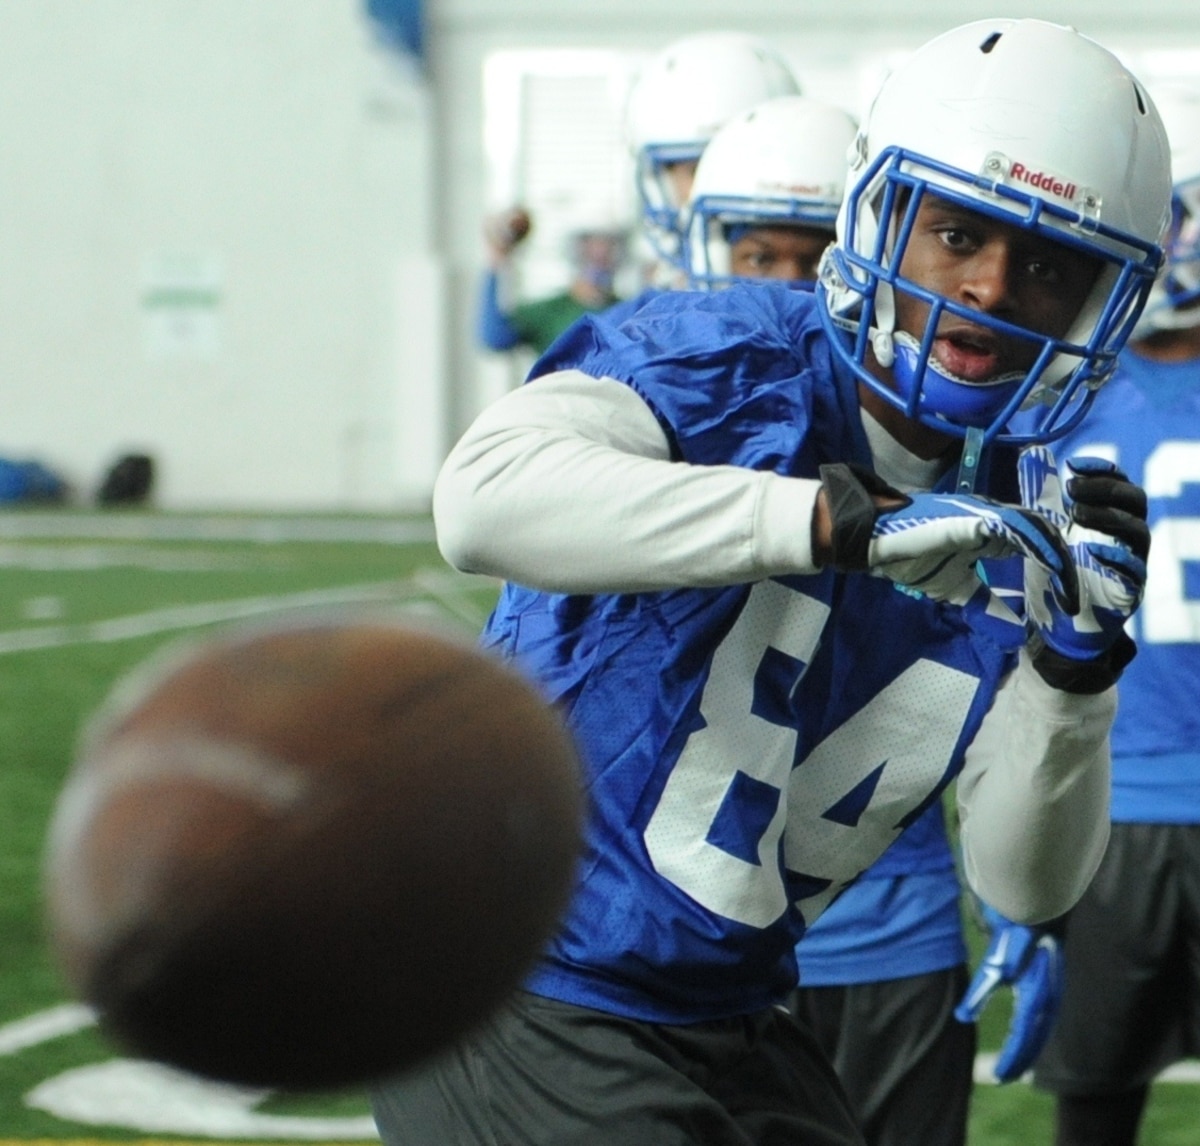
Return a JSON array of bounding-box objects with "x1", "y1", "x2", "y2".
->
[{"x1": 477, "y1": 206, "x2": 627, "y2": 357}]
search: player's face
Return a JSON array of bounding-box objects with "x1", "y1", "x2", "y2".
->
[
  {"x1": 730, "y1": 225, "x2": 832, "y2": 283},
  {"x1": 578, "y1": 235, "x2": 622, "y2": 272},
  {"x1": 891, "y1": 194, "x2": 1102, "y2": 383}
]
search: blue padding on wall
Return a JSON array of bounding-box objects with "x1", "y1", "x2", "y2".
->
[{"x1": 366, "y1": 0, "x2": 424, "y2": 62}]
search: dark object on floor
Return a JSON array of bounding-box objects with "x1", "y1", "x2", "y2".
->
[{"x1": 97, "y1": 454, "x2": 155, "y2": 506}]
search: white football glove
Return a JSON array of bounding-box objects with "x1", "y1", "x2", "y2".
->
[
  {"x1": 1017, "y1": 447, "x2": 1148, "y2": 692},
  {"x1": 819, "y1": 462, "x2": 1078, "y2": 610}
]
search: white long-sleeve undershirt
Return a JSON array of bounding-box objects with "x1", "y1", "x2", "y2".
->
[
  {"x1": 434, "y1": 369, "x2": 1112, "y2": 923},
  {"x1": 434, "y1": 371, "x2": 823, "y2": 591}
]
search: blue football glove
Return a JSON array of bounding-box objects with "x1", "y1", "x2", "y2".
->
[
  {"x1": 1017, "y1": 447, "x2": 1148, "y2": 691},
  {"x1": 819, "y1": 462, "x2": 1078, "y2": 609},
  {"x1": 955, "y1": 904, "x2": 1065, "y2": 1083}
]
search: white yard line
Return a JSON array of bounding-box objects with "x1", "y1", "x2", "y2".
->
[
  {"x1": 0, "y1": 1011, "x2": 379, "y2": 1139},
  {"x1": 0, "y1": 513, "x2": 434, "y2": 545},
  {"x1": 972, "y1": 1051, "x2": 1200, "y2": 1085},
  {"x1": 0, "y1": 544, "x2": 255, "y2": 572},
  {"x1": 409, "y1": 566, "x2": 500, "y2": 628},
  {"x1": 0, "y1": 584, "x2": 401, "y2": 655},
  {"x1": 0, "y1": 1004, "x2": 96, "y2": 1056},
  {"x1": 0, "y1": 570, "x2": 490, "y2": 656},
  {"x1": 24, "y1": 1061, "x2": 379, "y2": 1140}
]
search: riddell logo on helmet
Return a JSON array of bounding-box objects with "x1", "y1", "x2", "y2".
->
[
  {"x1": 1009, "y1": 162, "x2": 1077, "y2": 202},
  {"x1": 761, "y1": 179, "x2": 833, "y2": 197}
]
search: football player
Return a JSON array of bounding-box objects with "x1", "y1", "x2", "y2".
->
[
  {"x1": 1032, "y1": 83, "x2": 1200, "y2": 1146},
  {"x1": 373, "y1": 20, "x2": 1169, "y2": 1146},
  {"x1": 625, "y1": 30, "x2": 801, "y2": 277},
  {"x1": 678, "y1": 94, "x2": 855, "y2": 288},
  {"x1": 682, "y1": 88, "x2": 1055, "y2": 1146}
]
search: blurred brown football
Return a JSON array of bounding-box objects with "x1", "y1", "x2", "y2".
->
[{"x1": 42, "y1": 617, "x2": 583, "y2": 1091}]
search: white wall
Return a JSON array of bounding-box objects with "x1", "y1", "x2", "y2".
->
[
  {"x1": 2, "y1": 1, "x2": 1199, "y2": 510},
  {"x1": 0, "y1": 0, "x2": 438, "y2": 510}
]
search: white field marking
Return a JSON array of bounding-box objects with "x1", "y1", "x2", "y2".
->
[
  {"x1": 0, "y1": 567, "x2": 491, "y2": 656},
  {"x1": 972, "y1": 1051, "x2": 1200, "y2": 1085},
  {"x1": 0, "y1": 544, "x2": 255, "y2": 572},
  {"x1": 0, "y1": 580, "x2": 422, "y2": 656},
  {"x1": 1, "y1": 1011, "x2": 379, "y2": 1139},
  {"x1": 0, "y1": 512, "x2": 434, "y2": 545},
  {"x1": 0, "y1": 1004, "x2": 96, "y2": 1055},
  {"x1": 24, "y1": 1059, "x2": 379, "y2": 1140},
  {"x1": 0, "y1": 1141, "x2": 371, "y2": 1146},
  {"x1": 0, "y1": 1141, "x2": 373, "y2": 1146},
  {"x1": 409, "y1": 566, "x2": 500, "y2": 628},
  {"x1": 20, "y1": 595, "x2": 65, "y2": 620}
]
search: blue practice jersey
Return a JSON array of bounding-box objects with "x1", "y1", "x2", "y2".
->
[
  {"x1": 1057, "y1": 348, "x2": 1200, "y2": 823},
  {"x1": 483, "y1": 284, "x2": 1025, "y2": 1023},
  {"x1": 594, "y1": 285, "x2": 664, "y2": 328},
  {"x1": 795, "y1": 799, "x2": 965, "y2": 985}
]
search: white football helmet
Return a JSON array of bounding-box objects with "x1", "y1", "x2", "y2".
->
[
  {"x1": 818, "y1": 18, "x2": 1170, "y2": 448},
  {"x1": 1136, "y1": 85, "x2": 1200, "y2": 334},
  {"x1": 625, "y1": 32, "x2": 801, "y2": 265},
  {"x1": 681, "y1": 96, "x2": 857, "y2": 289}
]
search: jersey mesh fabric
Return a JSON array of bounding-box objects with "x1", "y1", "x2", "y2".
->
[{"x1": 796, "y1": 801, "x2": 965, "y2": 984}]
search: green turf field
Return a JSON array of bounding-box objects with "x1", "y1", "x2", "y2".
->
[{"x1": 0, "y1": 509, "x2": 1195, "y2": 1142}]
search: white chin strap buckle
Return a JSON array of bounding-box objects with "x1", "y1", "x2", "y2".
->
[{"x1": 870, "y1": 329, "x2": 895, "y2": 369}]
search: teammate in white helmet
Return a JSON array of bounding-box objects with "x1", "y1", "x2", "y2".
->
[
  {"x1": 679, "y1": 95, "x2": 854, "y2": 288},
  {"x1": 625, "y1": 31, "x2": 801, "y2": 276},
  {"x1": 373, "y1": 21, "x2": 1169, "y2": 1145},
  {"x1": 1031, "y1": 83, "x2": 1200, "y2": 1146},
  {"x1": 1126, "y1": 86, "x2": 1200, "y2": 341}
]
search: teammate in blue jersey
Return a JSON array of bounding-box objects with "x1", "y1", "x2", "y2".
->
[
  {"x1": 793, "y1": 802, "x2": 975, "y2": 1143},
  {"x1": 1032, "y1": 85, "x2": 1200, "y2": 1146},
  {"x1": 371, "y1": 19, "x2": 1168, "y2": 1146}
]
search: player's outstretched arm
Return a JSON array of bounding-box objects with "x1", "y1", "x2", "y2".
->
[
  {"x1": 434, "y1": 371, "x2": 826, "y2": 593},
  {"x1": 957, "y1": 646, "x2": 1113, "y2": 922},
  {"x1": 476, "y1": 269, "x2": 523, "y2": 352}
]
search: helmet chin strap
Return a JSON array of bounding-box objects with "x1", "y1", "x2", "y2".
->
[
  {"x1": 869, "y1": 280, "x2": 897, "y2": 368},
  {"x1": 871, "y1": 329, "x2": 896, "y2": 368},
  {"x1": 956, "y1": 425, "x2": 986, "y2": 494}
]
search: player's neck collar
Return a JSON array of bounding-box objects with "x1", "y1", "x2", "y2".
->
[{"x1": 860, "y1": 407, "x2": 948, "y2": 493}]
